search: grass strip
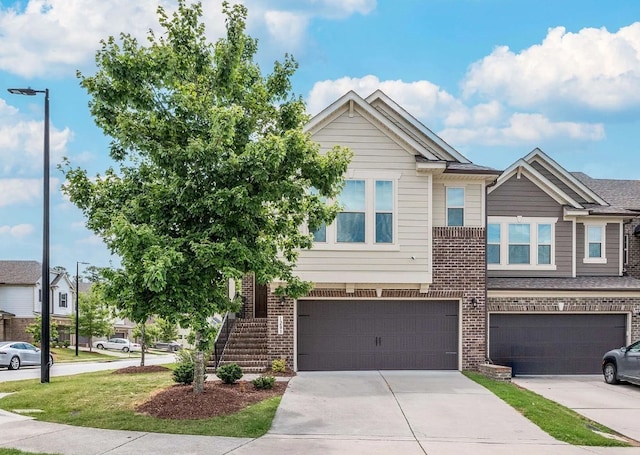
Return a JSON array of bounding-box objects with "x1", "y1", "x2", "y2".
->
[
  {"x1": 0, "y1": 369, "x2": 279, "y2": 438},
  {"x1": 464, "y1": 372, "x2": 630, "y2": 447}
]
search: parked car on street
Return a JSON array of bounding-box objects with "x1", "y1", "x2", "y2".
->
[
  {"x1": 602, "y1": 339, "x2": 640, "y2": 386},
  {"x1": 93, "y1": 338, "x2": 141, "y2": 353},
  {"x1": 0, "y1": 341, "x2": 54, "y2": 370},
  {"x1": 152, "y1": 341, "x2": 182, "y2": 352}
]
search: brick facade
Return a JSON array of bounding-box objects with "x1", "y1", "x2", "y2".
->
[
  {"x1": 488, "y1": 297, "x2": 640, "y2": 343},
  {"x1": 240, "y1": 275, "x2": 255, "y2": 318},
  {"x1": 626, "y1": 217, "x2": 640, "y2": 280}
]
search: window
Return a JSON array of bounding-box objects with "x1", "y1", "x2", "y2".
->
[
  {"x1": 584, "y1": 224, "x2": 606, "y2": 263},
  {"x1": 59, "y1": 292, "x2": 68, "y2": 308},
  {"x1": 308, "y1": 187, "x2": 327, "y2": 243},
  {"x1": 337, "y1": 180, "x2": 366, "y2": 243},
  {"x1": 508, "y1": 224, "x2": 530, "y2": 264},
  {"x1": 309, "y1": 173, "x2": 399, "y2": 248},
  {"x1": 375, "y1": 180, "x2": 393, "y2": 243},
  {"x1": 487, "y1": 223, "x2": 500, "y2": 264},
  {"x1": 446, "y1": 187, "x2": 464, "y2": 226},
  {"x1": 39, "y1": 289, "x2": 42, "y2": 302},
  {"x1": 488, "y1": 217, "x2": 557, "y2": 270},
  {"x1": 537, "y1": 224, "x2": 552, "y2": 265}
]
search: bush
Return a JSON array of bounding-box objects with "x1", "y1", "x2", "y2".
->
[
  {"x1": 172, "y1": 362, "x2": 195, "y2": 385},
  {"x1": 252, "y1": 375, "x2": 275, "y2": 390},
  {"x1": 63, "y1": 341, "x2": 70, "y2": 348},
  {"x1": 271, "y1": 358, "x2": 286, "y2": 373},
  {"x1": 216, "y1": 363, "x2": 243, "y2": 384}
]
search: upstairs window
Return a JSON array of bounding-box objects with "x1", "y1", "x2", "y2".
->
[
  {"x1": 487, "y1": 223, "x2": 501, "y2": 264},
  {"x1": 309, "y1": 173, "x2": 399, "y2": 249},
  {"x1": 584, "y1": 223, "x2": 606, "y2": 264},
  {"x1": 624, "y1": 234, "x2": 629, "y2": 265},
  {"x1": 488, "y1": 217, "x2": 557, "y2": 270},
  {"x1": 59, "y1": 292, "x2": 68, "y2": 308},
  {"x1": 446, "y1": 187, "x2": 464, "y2": 226},
  {"x1": 337, "y1": 180, "x2": 366, "y2": 243}
]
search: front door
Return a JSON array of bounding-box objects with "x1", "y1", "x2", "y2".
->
[{"x1": 255, "y1": 283, "x2": 268, "y2": 318}]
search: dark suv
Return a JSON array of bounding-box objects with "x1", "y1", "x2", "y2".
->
[{"x1": 602, "y1": 340, "x2": 640, "y2": 386}]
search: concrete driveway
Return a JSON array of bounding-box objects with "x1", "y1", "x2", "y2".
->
[
  {"x1": 513, "y1": 375, "x2": 640, "y2": 443},
  {"x1": 230, "y1": 371, "x2": 570, "y2": 454}
]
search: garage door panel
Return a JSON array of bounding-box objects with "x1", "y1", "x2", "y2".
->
[
  {"x1": 298, "y1": 300, "x2": 459, "y2": 371},
  {"x1": 490, "y1": 314, "x2": 626, "y2": 375}
]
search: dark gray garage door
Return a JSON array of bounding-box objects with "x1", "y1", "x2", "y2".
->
[
  {"x1": 490, "y1": 314, "x2": 626, "y2": 375},
  {"x1": 297, "y1": 300, "x2": 458, "y2": 371}
]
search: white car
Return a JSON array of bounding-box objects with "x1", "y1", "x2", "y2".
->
[
  {"x1": 93, "y1": 338, "x2": 141, "y2": 353},
  {"x1": 0, "y1": 341, "x2": 54, "y2": 370}
]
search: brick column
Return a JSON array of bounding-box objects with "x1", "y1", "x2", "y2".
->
[
  {"x1": 240, "y1": 275, "x2": 255, "y2": 318},
  {"x1": 266, "y1": 291, "x2": 295, "y2": 369}
]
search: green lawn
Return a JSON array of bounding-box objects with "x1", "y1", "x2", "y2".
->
[
  {"x1": 0, "y1": 368, "x2": 280, "y2": 438},
  {"x1": 464, "y1": 372, "x2": 631, "y2": 447},
  {"x1": 50, "y1": 348, "x2": 118, "y2": 363},
  {"x1": 0, "y1": 449, "x2": 61, "y2": 455}
]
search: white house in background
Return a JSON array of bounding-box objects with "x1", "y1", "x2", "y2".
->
[{"x1": 0, "y1": 260, "x2": 75, "y2": 343}]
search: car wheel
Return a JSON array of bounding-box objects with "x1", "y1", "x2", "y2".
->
[
  {"x1": 96, "y1": 343, "x2": 104, "y2": 350},
  {"x1": 604, "y1": 362, "x2": 619, "y2": 384},
  {"x1": 122, "y1": 347, "x2": 130, "y2": 353},
  {"x1": 8, "y1": 356, "x2": 20, "y2": 370}
]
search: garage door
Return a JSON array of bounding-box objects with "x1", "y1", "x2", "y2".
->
[
  {"x1": 489, "y1": 314, "x2": 626, "y2": 375},
  {"x1": 297, "y1": 300, "x2": 458, "y2": 371}
]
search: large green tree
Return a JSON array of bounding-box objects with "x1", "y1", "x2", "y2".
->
[{"x1": 63, "y1": 1, "x2": 350, "y2": 390}]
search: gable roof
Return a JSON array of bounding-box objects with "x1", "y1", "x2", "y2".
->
[
  {"x1": 0, "y1": 260, "x2": 41, "y2": 285},
  {"x1": 491, "y1": 148, "x2": 636, "y2": 217},
  {"x1": 305, "y1": 90, "x2": 500, "y2": 177}
]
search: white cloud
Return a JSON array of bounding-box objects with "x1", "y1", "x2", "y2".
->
[
  {"x1": 0, "y1": 178, "x2": 41, "y2": 206},
  {"x1": 0, "y1": 99, "x2": 73, "y2": 176},
  {"x1": 307, "y1": 75, "x2": 464, "y2": 122},
  {"x1": 440, "y1": 113, "x2": 605, "y2": 146},
  {"x1": 264, "y1": 10, "x2": 308, "y2": 45},
  {"x1": 462, "y1": 23, "x2": 640, "y2": 112},
  {"x1": 0, "y1": 223, "x2": 35, "y2": 238},
  {"x1": 78, "y1": 234, "x2": 104, "y2": 245}
]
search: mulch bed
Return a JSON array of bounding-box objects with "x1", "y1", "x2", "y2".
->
[
  {"x1": 112, "y1": 365, "x2": 170, "y2": 375},
  {"x1": 135, "y1": 381, "x2": 288, "y2": 419}
]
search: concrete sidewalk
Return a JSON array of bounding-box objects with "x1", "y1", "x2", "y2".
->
[{"x1": 2, "y1": 371, "x2": 640, "y2": 454}]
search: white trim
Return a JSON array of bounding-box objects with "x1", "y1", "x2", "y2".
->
[
  {"x1": 489, "y1": 290, "x2": 640, "y2": 298},
  {"x1": 296, "y1": 270, "x2": 433, "y2": 284},
  {"x1": 572, "y1": 218, "x2": 577, "y2": 277},
  {"x1": 487, "y1": 216, "x2": 558, "y2": 270},
  {"x1": 427, "y1": 174, "x2": 433, "y2": 281},
  {"x1": 620, "y1": 223, "x2": 624, "y2": 275},
  {"x1": 583, "y1": 222, "x2": 607, "y2": 264}
]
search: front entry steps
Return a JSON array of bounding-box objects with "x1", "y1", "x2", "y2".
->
[{"x1": 208, "y1": 318, "x2": 269, "y2": 374}]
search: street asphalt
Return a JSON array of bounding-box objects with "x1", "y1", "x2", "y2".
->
[{"x1": 1, "y1": 369, "x2": 640, "y2": 454}]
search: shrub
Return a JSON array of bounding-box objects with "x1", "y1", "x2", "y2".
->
[
  {"x1": 172, "y1": 362, "x2": 195, "y2": 385},
  {"x1": 216, "y1": 363, "x2": 243, "y2": 384},
  {"x1": 271, "y1": 358, "x2": 286, "y2": 373},
  {"x1": 63, "y1": 341, "x2": 70, "y2": 348},
  {"x1": 252, "y1": 375, "x2": 275, "y2": 390}
]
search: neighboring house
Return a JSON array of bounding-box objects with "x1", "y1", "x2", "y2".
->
[
  {"x1": 76, "y1": 281, "x2": 135, "y2": 344},
  {"x1": 230, "y1": 90, "x2": 501, "y2": 372},
  {"x1": 486, "y1": 149, "x2": 640, "y2": 375},
  {"x1": 0, "y1": 260, "x2": 76, "y2": 343}
]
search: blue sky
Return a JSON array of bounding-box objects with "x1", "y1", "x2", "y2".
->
[{"x1": 1, "y1": 0, "x2": 640, "y2": 274}]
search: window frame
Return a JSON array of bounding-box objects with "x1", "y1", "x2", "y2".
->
[
  {"x1": 59, "y1": 292, "x2": 68, "y2": 308},
  {"x1": 583, "y1": 222, "x2": 607, "y2": 264},
  {"x1": 309, "y1": 171, "x2": 400, "y2": 250},
  {"x1": 446, "y1": 186, "x2": 465, "y2": 227},
  {"x1": 487, "y1": 216, "x2": 558, "y2": 270}
]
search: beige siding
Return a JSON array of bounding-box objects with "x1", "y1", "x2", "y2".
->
[
  {"x1": 433, "y1": 181, "x2": 483, "y2": 227},
  {"x1": 296, "y1": 109, "x2": 431, "y2": 284}
]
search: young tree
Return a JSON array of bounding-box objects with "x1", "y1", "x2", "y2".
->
[
  {"x1": 72, "y1": 285, "x2": 114, "y2": 352},
  {"x1": 156, "y1": 318, "x2": 178, "y2": 343},
  {"x1": 62, "y1": 1, "x2": 350, "y2": 392},
  {"x1": 26, "y1": 315, "x2": 59, "y2": 346}
]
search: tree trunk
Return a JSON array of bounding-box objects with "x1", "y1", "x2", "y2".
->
[
  {"x1": 140, "y1": 324, "x2": 146, "y2": 367},
  {"x1": 193, "y1": 331, "x2": 204, "y2": 394}
]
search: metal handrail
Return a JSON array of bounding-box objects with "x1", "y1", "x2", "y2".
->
[{"x1": 212, "y1": 312, "x2": 236, "y2": 369}]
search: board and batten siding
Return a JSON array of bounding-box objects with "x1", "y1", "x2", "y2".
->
[
  {"x1": 0, "y1": 286, "x2": 36, "y2": 317},
  {"x1": 576, "y1": 223, "x2": 621, "y2": 276},
  {"x1": 432, "y1": 181, "x2": 483, "y2": 227},
  {"x1": 295, "y1": 109, "x2": 430, "y2": 284},
  {"x1": 487, "y1": 174, "x2": 572, "y2": 277}
]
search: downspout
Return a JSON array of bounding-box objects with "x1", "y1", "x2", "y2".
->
[{"x1": 484, "y1": 177, "x2": 499, "y2": 364}]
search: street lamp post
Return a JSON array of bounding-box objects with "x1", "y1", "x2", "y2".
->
[
  {"x1": 8, "y1": 87, "x2": 50, "y2": 383},
  {"x1": 75, "y1": 261, "x2": 89, "y2": 356}
]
